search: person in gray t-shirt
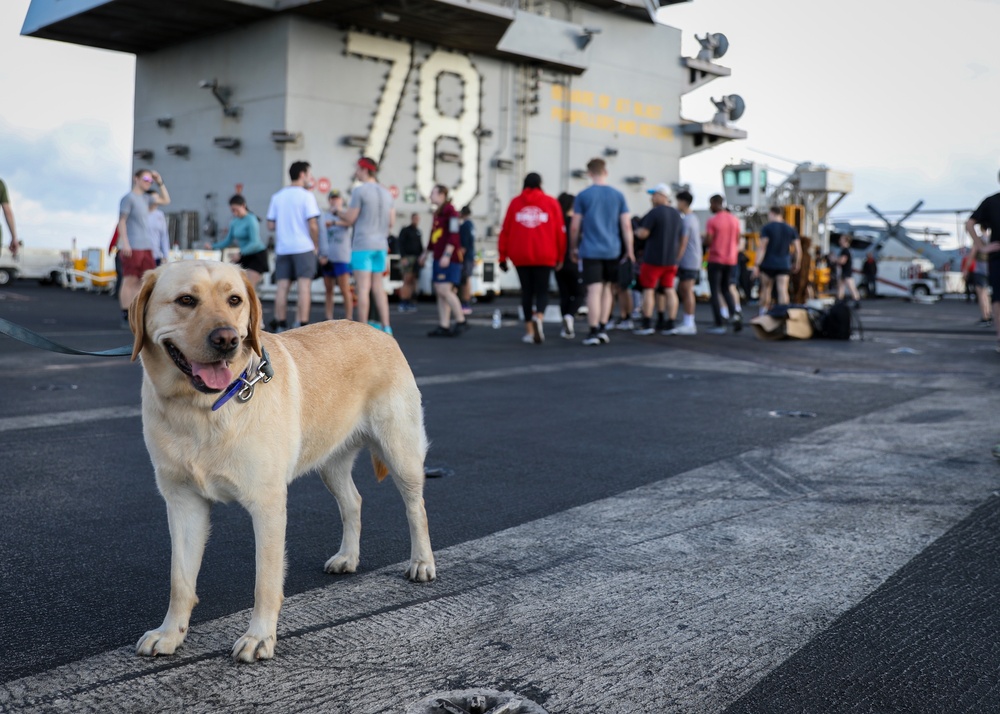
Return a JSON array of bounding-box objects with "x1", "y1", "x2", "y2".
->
[
  {"x1": 337, "y1": 157, "x2": 396, "y2": 334},
  {"x1": 347, "y1": 181, "x2": 392, "y2": 252},
  {"x1": 117, "y1": 168, "x2": 170, "y2": 328},
  {"x1": 671, "y1": 189, "x2": 701, "y2": 335}
]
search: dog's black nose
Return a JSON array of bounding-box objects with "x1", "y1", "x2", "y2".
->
[{"x1": 208, "y1": 327, "x2": 239, "y2": 354}]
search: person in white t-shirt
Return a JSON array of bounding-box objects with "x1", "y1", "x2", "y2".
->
[{"x1": 266, "y1": 161, "x2": 321, "y2": 331}]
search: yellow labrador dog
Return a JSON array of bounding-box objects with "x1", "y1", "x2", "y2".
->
[{"x1": 129, "y1": 260, "x2": 435, "y2": 662}]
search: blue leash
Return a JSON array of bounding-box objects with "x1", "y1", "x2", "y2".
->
[
  {"x1": 0, "y1": 316, "x2": 274, "y2": 410},
  {"x1": 0, "y1": 316, "x2": 132, "y2": 357}
]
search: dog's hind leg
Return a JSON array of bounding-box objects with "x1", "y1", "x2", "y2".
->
[
  {"x1": 319, "y1": 447, "x2": 363, "y2": 574},
  {"x1": 136, "y1": 485, "x2": 211, "y2": 657},
  {"x1": 371, "y1": 396, "x2": 436, "y2": 583}
]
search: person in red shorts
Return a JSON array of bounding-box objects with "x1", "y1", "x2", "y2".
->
[
  {"x1": 117, "y1": 168, "x2": 170, "y2": 329},
  {"x1": 632, "y1": 184, "x2": 685, "y2": 336}
]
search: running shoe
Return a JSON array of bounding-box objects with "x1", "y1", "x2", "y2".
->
[
  {"x1": 669, "y1": 324, "x2": 697, "y2": 335},
  {"x1": 560, "y1": 314, "x2": 575, "y2": 339},
  {"x1": 582, "y1": 334, "x2": 603, "y2": 346},
  {"x1": 521, "y1": 333, "x2": 536, "y2": 344},
  {"x1": 731, "y1": 313, "x2": 743, "y2": 333},
  {"x1": 633, "y1": 326, "x2": 656, "y2": 336},
  {"x1": 597, "y1": 330, "x2": 611, "y2": 344},
  {"x1": 427, "y1": 326, "x2": 453, "y2": 337},
  {"x1": 707, "y1": 326, "x2": 727, "y2": 335},
  {"x1": 533, "y1": 315, "x2": 545, "y2": 343}
]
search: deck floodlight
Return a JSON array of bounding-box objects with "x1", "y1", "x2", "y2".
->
[
  {"x1": 200, "y1": 78, "x2": 241, "y2": 118},
  {"x1": 213, "y1": 136, "x2": 241, "y2": 151}
]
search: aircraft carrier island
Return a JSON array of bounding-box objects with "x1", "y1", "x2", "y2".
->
[{"x1": 21, "y1": 0, "x2": 746, "y2": 253}]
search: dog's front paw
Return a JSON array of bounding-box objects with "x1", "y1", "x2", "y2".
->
[
  {"x1": 324, "y1": 551, "x2": 359, "y2": 574},
  {"x1": 136, "y1": 627, "x2": 186, "y2": 657},
  {"x1": 231, "y1": 632, "x2": 275, "y2": 663},
  {"x1": 405, "y1": 558, "x2": 436, "y2": 582}
]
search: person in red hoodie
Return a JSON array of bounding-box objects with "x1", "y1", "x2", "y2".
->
[{"x1": 498, "y1": 172, "x2": 566, "y2": 343}]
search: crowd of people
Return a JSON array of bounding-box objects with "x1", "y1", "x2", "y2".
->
[
  {"x1": 101, "y1": 156, "x2": 859, "y2": 342},
  {"x1": 95, "y1": 161, "x2": 1000, "y2": 347}
]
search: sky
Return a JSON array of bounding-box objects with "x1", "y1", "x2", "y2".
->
[{"x1": 2, "y1": 0, "x2": 998, "y2": 251}]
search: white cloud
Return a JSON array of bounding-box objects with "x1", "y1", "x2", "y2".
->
[{"x1": 1, "y1": 0, "x2": 134, "y2": 250}]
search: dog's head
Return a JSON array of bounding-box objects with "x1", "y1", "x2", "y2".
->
[{"x1": 129, "y1": 260, "x2": 263, "y2": 395}]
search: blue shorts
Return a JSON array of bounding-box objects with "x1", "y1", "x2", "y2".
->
[
  {"x1": 433, "y1": 259, "x2": 463, "y2": 285},
  {"x1": 352, "y1": 249, "x2": 388, "y2": 273},
  {"x1": 321, "y1": 261, "x2": 352, "y2": 278}
]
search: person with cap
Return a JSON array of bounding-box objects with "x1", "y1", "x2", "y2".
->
[
  {"x1": 319, "y1": 189, "x2": 354, "y2": 321},
  {"x1": 336, "y1": 157, "x2": 395, "y2": 335},
  {"x1": 752, "y1": 206, "x2": 802, "y2": 314},
  {"x1": 703, "y1": 194, "x2": 742, "y2": 335},
  {"x1": 569, "y1": 158, "x2": 634, "y2": 346},
  {"x1": 632, "y1": 183, "x2": 685, "y2": 335},
  {"x1": 266, "y1": 160, "x2": 320, "y2": 332},
  {"x1": 498, "y1": 172, "x2": 566, "y2": 343}
]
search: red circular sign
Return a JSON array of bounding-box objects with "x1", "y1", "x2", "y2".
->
[
  {"x1": 389, "y1": 184, "x2": 399, "y2": 199},
  {"x1": 317, "y1": 177, "x2": 331, "y2": 193}
]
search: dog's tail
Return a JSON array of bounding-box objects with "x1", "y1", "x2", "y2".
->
[{"x1": 371, "y1": 454, "x2": 390, "y2": 482}]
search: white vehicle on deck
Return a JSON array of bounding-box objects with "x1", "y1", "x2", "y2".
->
[
  {"x1": 0, "y1": 248, "x2": 68, "y2": 287},
  {"x1": 836, "y1": 225, "x2": 957, "y2": 299}
]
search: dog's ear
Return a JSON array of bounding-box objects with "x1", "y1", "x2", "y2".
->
[
  {"x1": 129, "y1": 270, "x2": 158, "y2": 361},
  {"x1": 242, "y1": 271, "x2": 263, "y2": 358}
]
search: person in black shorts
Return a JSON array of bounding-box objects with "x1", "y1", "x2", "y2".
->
[
  {"x1": 966, "y1": 172, "x2": 1000, "y2": 351},
  {"x1": 752, "y1": 206, "x2": 801, "y2": 314},
  {"x1": 835, "y1": 233, "x2": 860, "y2": 307}
]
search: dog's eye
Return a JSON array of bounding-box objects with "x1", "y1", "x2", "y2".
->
[
  {"x1": 175, "y1": 295, "x2": 197, "y2": 307},
  {"x1": 228, "y1": 295, "x2": 243, "y2": 307}
]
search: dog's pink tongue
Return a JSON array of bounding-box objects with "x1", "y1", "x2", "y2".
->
[{"x1": 190, "y1": 361, "x2": 233, "y2": 390}]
